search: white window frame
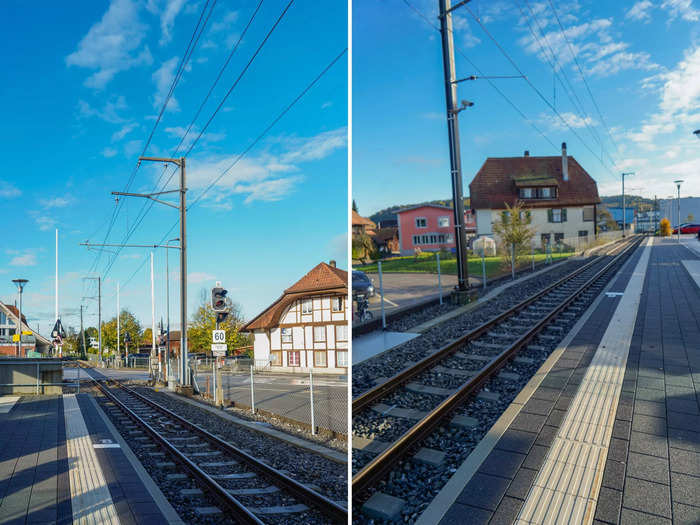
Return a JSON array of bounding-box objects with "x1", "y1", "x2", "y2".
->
[
  {"x1": 336, "y1": 324, "x2": 348, "y2": 342},
  {"x1": 281, "y1": 327, "x2": 292, "y2": 343},
  {"x1": 313, "y1": 325, "x2": 326, "y2": 343},
  {"x1": 301, "y1": 299, "x2": 312, "y2": 314},
  {"x1": 540, "y1": 187, "x2": 552, "y2": 198},
  {"x1": 551, "y1": 209, "x2": 562, "y2": 223},
  {"x1": 520, "y1": 188, "x2": 533, "y2": 198},
  {"x1": 331, "y1": 296, "x2": 343, "y2": 312},
  {"x1": 438, "y1": 216, "x2": 450, "y2": 228},
  {"x1": 336, "y1": 350, "x2": 348, "y2": 368},
  {"x1": 415, "y1": 217, "x2": 427, "y2": 228},
  {"x1": 288, "y1": 350, "x2": 300, "y2": 367}
]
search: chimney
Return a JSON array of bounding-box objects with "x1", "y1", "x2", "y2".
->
[
  {"x1": 561, "y1": 142, "x2": 568, "y2": 182},
  {"x1": 524, "y1": 150, "x2": 530, "y2": 157},
  {"x1": 329, "y1": 260, "x2": 336, "y2": 268}
]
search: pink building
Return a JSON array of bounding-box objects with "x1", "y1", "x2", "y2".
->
[{"x1": 397, "y1": 204, "x2": 476, "y2": 255}]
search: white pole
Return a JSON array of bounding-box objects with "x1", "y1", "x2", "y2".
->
[
  {"x1": 151, "y1": 252, "x2": 156, "y2": 378},
  {"x1": 250, "y1": 365, "x2": 255, "y2": 413},
  {"x1": 481, "y1": 247, "x2": 486, "y2": 290},
  {"x1": 55, "y1": 229, "x2": 58, "y2": 322},
  {"x1": 378, "y1": 261, "x2": 386, "y2": 330},
  {"x1": 117, "y1": 282, "x2": 120, "y2": 366},
  {"x1": 309, "y1": 369, "x2": 316, "y2": 435},
  {"x1": 437, "y1": 253, "x2": 443, "y2": 305}
]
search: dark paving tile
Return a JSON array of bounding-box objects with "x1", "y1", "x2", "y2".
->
[
  {"x1": 478, "y1": 449, "x2": 525, "y2": 480},
  {"x1": 672, "y1": 502, "x2": 700, "y2": 525},
  {"x1": 613, "y1": 419, "x2": 631, "y2": 440},
  {"x1": 530, "y1": 387, "x2": 562, "y2": 402},
  {"x1": 545, "y1": 409, "x2": 567, "y2": 428},
  {"x1": 522, "y1": 398, "x2": 555, "y2": 416},
  {"x1": 629, "y1": 431, "x2": 668, "y2": 458},
  {"x1": 608, "y1": 438, "x2": 630, "y2": 463},
  {"x1": 489, "y1": 496, "x2": 524, "y2": 525},
  {"x1": 634, "y1": 400, "x2": 666, "y2": 418},
  {"x1": 619, "y1": 507, "x2": 670, "y2": 525},
  {"x1": 535, "y1": 425, "x2": 558, "y2": 448},
  {"x1": 635, "y1": 388, "x2": 666, "y2": 403},
  {"x1": 522, "y1": 444, "x2": 549, "y2": 471},
  {"x1": 438, "y1": 503, "x2": 492, "y2": 525},
  {"x1": 594, "y1": 487, "x2": 622, "y2": 524},
  {"x1": 616, "y1": 403, "x2": 633, "y2": 422},
  {"x1": 627, "y1": 452, "x2": 670, "y2": 485},
  {"x1": 632, "y1": 414, "x2": 667, "y2": 437},
  {"x1": 622, "y1": 477, "x2": 671, "y2": 518},
  {"x1": 667, "y1": 411, "x2": 700, "y2": 433},
  {"x1": 669, "y1": 448, "x2": 700, "y2": 477},
  {"x1": 505, "y1": 468, "x2": 538, "y2": 500},
  {"x1": 602, "y1": 459, "x2": 626, "y2": 491},
  {"x1": 496, "y1": 429, "x2": 537, "y2": 455},
  {"x1": 670, "y1": 472, "x2": 700, "y2": 507},
  {"x1": 666, "y1": 398, "x2": 700, "y2": 416},
  {"x1": 509, "y1": 413, "x2": 547, "y2": 434},
  {"x1": 455, "y1": 473, "x2": 509, "y2": 512},
  {"x1": 668, "y1": 428, "x2": 700, "y2": 454}
]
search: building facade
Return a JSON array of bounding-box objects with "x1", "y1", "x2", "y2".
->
[
  {"x1": 469, "y1": 144, "x2": 600, "y2": 248},
  {"x1": 397, "y1": 205, "x2": 476, "y2": 255},
  {"x1": 0, "y1": 302, "x2": 51, "y2": 356},
  {"x1": 243, "y1": 262, "x2": 348, "y2": 374}
]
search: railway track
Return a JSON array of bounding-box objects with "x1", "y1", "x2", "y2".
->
[
  {"x1": 352, "y1": 235, "x2": 643, "y2": 509},
  {"x1": 84, "y1": 368, "x2": 347, "y2": 524}
]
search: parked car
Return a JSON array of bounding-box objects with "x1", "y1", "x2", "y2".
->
[
  {"x1": 352, "y1": 270, "x2": 375, "y2": 297},
  {"x1": 672, "y1": 223, "x2": 700, "y2": 234}
]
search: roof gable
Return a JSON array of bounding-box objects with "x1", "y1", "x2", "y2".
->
[{"x1": 469, "y1": 155, "x2": 600, "y2": 209}]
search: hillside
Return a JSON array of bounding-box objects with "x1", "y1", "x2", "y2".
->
[
  {"x1": 599, "y1": 195, "x2": 656, "y2": 212},
  {"x1": 368, "y1": 198, "x2": 470, "y2": 225}
]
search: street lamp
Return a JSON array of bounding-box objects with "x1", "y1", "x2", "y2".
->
[
  {"x1": 674, "y1": 180, "x2": 684, "y2": 243},
  {"x1": 621, "y1": 172, "x2": 634, "y2": 237},
  {"x1": 11, "y1": 279, "x2": 28, "y2": 357}
]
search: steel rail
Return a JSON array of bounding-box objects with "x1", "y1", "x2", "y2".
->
[
  {"x1": 352, "y1": 235, "x2": 643, "y2": 496},
  {"x1": 352, "y1": 235, "x2": 638, "y2": 413},
  {"x1": 92, "y1": 375, "x2": 348, "y2": 523}
]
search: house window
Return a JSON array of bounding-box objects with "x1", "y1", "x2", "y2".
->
[
  {"x1": 578, "y1": 230, "x2": 588, "y2": 238},
  {"x1": 438, "y1": 216, "x2": 450, "y2": 227},
  {"x1": 270, "y1": 350, "x2": 282, "y2": 366},
  {"x1": 541, "y1": 233, "x2": 551, "y2": 245},
  {"x1": 554, "y1": 233, "x2": 564, "y2": 243},
  {"x1": 583, "y1": 206, "x2": 594, "y2": 222},
  {"x1": 548, "y1": 209, "x2": 567, "y2": 223},
  {"x1": 336, "y1": 324, "x2": 348, "y2": 342},
  {"x1": 314, "y1": 350, "x2": 327, "y2": 367},
  {"x1": 415, "y1": 217, "x2": 427, "y2": 228},
  {"x1": 281, "y1": 327, "x2": 292, "y2": 343},
  {"x1": 313, "y1": 325, "x2": 326, "y2": 343},
  {"x1": 336, "y1": 350, "x2": 348, "y2": 367},
  {"x1": 288, "y1": 351, "x2": 300, "y2": 367},
  {"x1": 520, "y1": 188, "x2": 534, "y2": 198},
  {"x1": 331, "y1": 296, "x2": 343, "y2": 312},
  {"x1": 301, "y1": 300, "x2": 312, "y2": 314},
  {"x1": 551, "y1": 209, "x2": 561, "y2": 223},
  {"x1": 540, "y1": 187, "x2": 553, "y2": 198},
  {"x1": 412, "y1": 235, "x2": 421, "y2": 245}
]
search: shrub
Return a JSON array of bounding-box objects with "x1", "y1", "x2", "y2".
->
[{"x1": 659, "y1": 217, "x2": 671, "y2": 237}]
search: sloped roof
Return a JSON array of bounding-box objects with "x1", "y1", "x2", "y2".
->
[
  {"x1": 243, "y1": 263, "x2": 348, "y2": 331},
  {"x1": 352, "y1": 210, "x2": 376, "y2": 228},
  {"x1": 0, "y1": 302, "x2": 51, "y2": 346},
  {"x1": 396, "y1": 204, "x2": 453, "y2": 214},
  {"x1": 373, "y1": 227, "x2": 398, "y2": 242},
  {"x1": 469, "y1": 155, "x2": 600, "y2": 209}
]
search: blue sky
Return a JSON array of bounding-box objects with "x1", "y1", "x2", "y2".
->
[
  {"x1": 353, "y1": 0, "x2": 700, "y2": 217},
  {"x1": 0, "y1": 0, "x2": 347, "y2": 336}
]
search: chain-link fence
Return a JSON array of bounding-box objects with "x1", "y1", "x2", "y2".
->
[{"x1": 194, "y1": 364, "x2": 347, "y2": 436}]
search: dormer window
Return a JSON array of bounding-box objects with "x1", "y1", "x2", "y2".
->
[
  {"x1": 519, "y1": 187, "x2": 556, "y2": 199},
  {"x1": 520, "y1": 188, "x2": 534, "y2": 198},
  {"x1": 540, "y1": 187, "x2": 553, "y2": 198}
]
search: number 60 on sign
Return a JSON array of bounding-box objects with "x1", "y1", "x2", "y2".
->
[{"x1": 212, "y1": 329, "x2": 226, "y2": 343}]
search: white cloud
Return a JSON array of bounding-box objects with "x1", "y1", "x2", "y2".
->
[
  {"x1": 626, "y1": 1, "x2": 653, "y2": 22},
  {"x1": 0, "y1": 180, "x2": 21, "y2": 198},
  {"x1": 34, "y1": 216, "x2": 57, "y2": 231},
  {"x1": 280, "y1": 128, "x2": 348, "y2": 163},
  {"x1": 66, "y1": 0, "x2": 152, "y2": 89},
  {"x1": 102, "y1": 147, "x2": 118, "y2": 158},
  {"x1": 188, "y1": 272, "x2": 215, "y2": 284},
  {"x1": 661, "y1": 0, "x2": 700, "y2": 22},
  {"x1": 150, "y1": 0, "x2": 187, "y2": 45},
  {"x1": 78, "y1": 96, "x2": 129, "y2": 124},
  {"x1": 111, "y1": 122, "x2": 138, "y2": 141},
  {"x1": 9, "y1": 252, "x2": 37, "y2": 266},
  {"x1": 541, "y1": 111, "x2": 596, "y2": 130},
  {"x1": 40, "y1": 197, "x2": 72, "y2": 208},
  {"x1": 152, "y1": 57, "x2": 180, "y2": 111}
]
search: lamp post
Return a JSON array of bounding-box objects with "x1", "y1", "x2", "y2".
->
[
  {"x1": 11, "y1": 279, "x2": 28, "y2": 357},
  {"x1": 674, "y1": 180, "x2": 684, "y2": 243},
  {"x1": 621, "y1": 172, "x2": 634, "y2": 238}
]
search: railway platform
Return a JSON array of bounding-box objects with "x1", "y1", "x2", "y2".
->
[
  {"x1": 0, "y1": 392, "x2": 182, "y2": 524},
  {"x1": 419, "y1": 237, "x2": 700, "y2": 525}
]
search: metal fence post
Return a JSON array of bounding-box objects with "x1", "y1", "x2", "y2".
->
[
  {"x1": 250, "y1": 365, "x2": 255, "y2": 413},
  {"x1": 437, "y1": 252, "x2": 443, "y2": 305},
  {"x1": 36, "y1": 362, "x2": 39, "y2": 395},
  {"x1": 309, "y1": 369, "x2": 316, "y2": 435},
  {"x1": 511, "y1": 242, "x2": 515, "y2": 280},
  {"x1": 481, "y1": 247, "x2": 486, "y2": 290},
  {"x1": 378, "y1": 261, "x2": 386, "y2": 330}
]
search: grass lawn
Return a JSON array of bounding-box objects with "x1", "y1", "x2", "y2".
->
[{"x1": 354, "y1": 251, "x2": 574, "y2": 278}]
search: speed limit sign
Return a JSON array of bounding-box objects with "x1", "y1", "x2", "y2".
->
[{"x1": 212, "y1": 329, "x2": 226, "y2": 343}]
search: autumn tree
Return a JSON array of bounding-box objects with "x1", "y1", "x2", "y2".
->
[
  {"x1": 188, "y1": 289, "x2": 251, "y2": 355},
  {"x1": 101, "y1": 309, "x2": 142, "y2": 356},
  {"x1": 492, "y1": 203, "x2": 536, "y2": 269},
  {"x1": 660, "y1": 217, "x2": 672, "y2": 237}
]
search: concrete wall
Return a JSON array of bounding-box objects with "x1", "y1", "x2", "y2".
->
[{"x1": 0, "y1": 359, "x2": 63, "y2": 394}]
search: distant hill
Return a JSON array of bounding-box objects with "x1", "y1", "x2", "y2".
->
[
  {"x1": 599, "y1": 195, "x2": 656, "y2": 212},
  {"x1": 369, "y1": 198, "x2": 470, "y2": 225}
]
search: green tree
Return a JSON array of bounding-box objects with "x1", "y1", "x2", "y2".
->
[
  {"x1": 352, "y1": 199, "x2": 358, "y2": 213},
  {"x1": 492, "y1": 203, "x2": 535, "y2": 270},
  {"x1": 597, "y1": 207, "x2": 619, "y2": 231},
  {"x1": 142, "y1": 327, "x2": 153, "y2": 347},
  {"x1": 188, "y1": 289, "x2": 251, "y2": 355},
  {"x1": 101, "y1": 309, "x2": 142, "y2": 356},
  {"x1": 687, "y1": 213, "x2": 694, "y2": 222},
  {"x1": 352, "y1": 233, "x2": 375, "y2": 263}
]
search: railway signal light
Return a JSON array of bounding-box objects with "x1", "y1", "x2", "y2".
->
[{"x1": 212, "y1": 287, "x2": 228, "y2": 312}]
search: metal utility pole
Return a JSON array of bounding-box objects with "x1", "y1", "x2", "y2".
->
[
  {"x1": 111, "y1": 156, "x2": 188, "y2": 387},
  {"x1": 12, "y1": 279, "x2": 28, "y2": 357},
  {"x1": 116, "y1": 282, "x2": 120, "y2": 364},
  {"x1": 674, "y1": 180, "x2": 683, "y2": 243},
  {"x1": 166, "y1": 237, "x2": 179, "y2": 382},
  {"x1": 150, "y1": 251, "x2": 157, "y2": 379},
  {"x1": 439, "y1": 0, "x2": 470, "y2": 293},
  {"x1": 80, "y1": 304, "x2": 86, "y2": 359},
  {"x1": 83, "y1": 276, "x2": 102, "y2": 366},
  {"x1": 621, "y1": 172, "x2": 634, "y2": 238}
]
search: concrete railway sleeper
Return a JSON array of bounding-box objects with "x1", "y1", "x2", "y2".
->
[
  {"x1": 352, "y1": 235, "x2": 644, "y2": 504},
  {"x1": 84, "y1": 370, "x2": 347, "y2": 524}
]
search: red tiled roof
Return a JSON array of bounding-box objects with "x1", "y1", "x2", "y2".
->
[
  {"x1": 6, "y1": 305, "x2": 27, "y2": 325},
  {"x1": 243, "y1": 263, "x2": 348, "y2": 331},
  {"x1": 469, "y1": 155, "x2": 600, "y2": 210}
]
